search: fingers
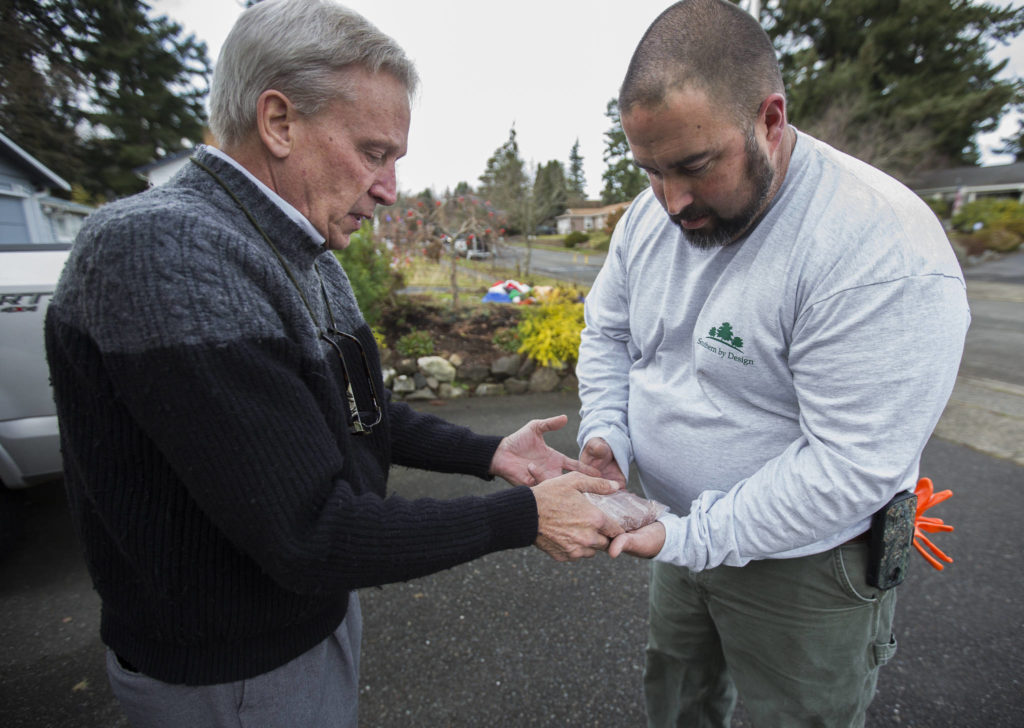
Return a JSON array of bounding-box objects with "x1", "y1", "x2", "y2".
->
[
  {"x1": 532, "y1": 475, "x2": 623, "y2": 562},
  {"x1": 562, "y1": 457, "x2": 602, "y2": 477},
  {"x1": 608, "y1": 522, "x2": 666, "y2": 559},
  {"x1": 532, "y1": 414, "x2": 568, "y2": 434},
  {"x1": 581, "y1": 441, "x2": 608, "y2": 466},
  {"x1": 580, "y1": 438, "x2": 625, "y2": 486},
  {"x1": 608, "y1": 533, "x2": 630, "y2": 558},
  {"x1": 536, "y1": 537, "x2": 608, "y2": 562},
  {"x1": 567, "y1": 472, "x2": 621, "y2": 496},
  {"x1": 526, "y1": 455, "x2": 601, "y2": 483}
]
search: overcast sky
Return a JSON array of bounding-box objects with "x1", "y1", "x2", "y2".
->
[{"x1": 150, "y1": 0, "x2": 1024, "y2": 199}]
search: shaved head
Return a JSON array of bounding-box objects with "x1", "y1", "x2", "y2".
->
[{"x1": 620, "y1": 0, "x2": 783, "y2": 127}]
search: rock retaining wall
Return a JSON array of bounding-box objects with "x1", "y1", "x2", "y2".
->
[{"x1": 383, "y1": 353, "x2": 578, "y2": 400}]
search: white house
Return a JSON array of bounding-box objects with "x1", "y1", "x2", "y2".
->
[
  {"x1": 555, "y1": 201, "x2": 631, "y2": 236},
  {"x1": 910, "y1": 161, "x2": 1024, "y2": 214}
]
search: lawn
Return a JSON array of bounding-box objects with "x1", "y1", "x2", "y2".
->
[{"x1": 399, "y1": 254, "x2": 579, "y2": 294}]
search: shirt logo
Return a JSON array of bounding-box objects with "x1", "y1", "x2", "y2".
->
[
  {"x1": 708, "y1": 322, "x2": 743, "y2": 351},
  {"x1": 697, "y1": 321, "x2": 755, "y2": 366}
]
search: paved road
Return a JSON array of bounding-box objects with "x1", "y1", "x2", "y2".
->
[
  {"x1": 495, "y1": 243, "x2": 606, "y2": 287},
  {"x1": 2, "y1": 394, "x2": 1021, "y2": 727},
  {"x1": 936, "y1": 251, "x2": 1024, "y2": 467}
]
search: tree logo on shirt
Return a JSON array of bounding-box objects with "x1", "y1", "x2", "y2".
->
[
  {"x1": 708, "y1": 322, "x2": 744, "y2": 351},
  {"x1": 698, "y1": 322, "x2": 754, "y2": 366}
]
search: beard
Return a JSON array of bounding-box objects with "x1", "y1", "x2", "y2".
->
[{"x1": 673, "y1": 133, "x2": 775, "y2": 250}]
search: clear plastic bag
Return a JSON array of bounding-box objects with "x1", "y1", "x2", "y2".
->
[{"x1": 584, "y1": 490, "x2": 668, "y2": 531}]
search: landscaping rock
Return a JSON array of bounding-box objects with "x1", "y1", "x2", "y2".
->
[
  {"x1": 458, "y1": 362, "x2": 490, "y2": 384},
  {"x1": 474, "y1": 383, "x2": 506, "y2": 397},
  {"x1": 405, "y1": 388, "x2": 436, "y2": 401},
  {"x1": 418, "y1": 355, "x2": 456, "y2": 382},
  {"x1": 395, "y1": 358, "x2": 418, "y2": 376},
  {"x1": 490, "y1": 354, "x2": 522, "y2": 379},
  {"x1": 504, "y1": 378, "x2": 529, "y2": 395},
  {"x1": 517, "y1": 357, "x2": 536, "y2": 379},
  {"x1": 528, "y1": 367, "x2": 562, "y2": 393},
  {"x1": 392, "y1": 375, "x2": 416, "y2": 394},
  {"x1": 438, "y1": 383, "x2": 467, "y2": 399},
  {"x1": 448, "y1": 353, "x2": 464, "y2": 368}
]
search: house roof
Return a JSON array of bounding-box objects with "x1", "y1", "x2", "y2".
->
[
  {"x1": 909, "y1": 162, "x2": 1024, "y2": 193},
  {"x1": 133, "y1": 147, "x2": 195, "y2": 175},
  {"x1": 0, "y1": 130, "x2": 71, "y2": 192},
  {"x1": 556, "y1": 201, "x2": 631, "y2": 219}
]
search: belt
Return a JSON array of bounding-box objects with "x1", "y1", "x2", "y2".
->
[{"x1": 844, "y1": 530, "x2": 869, "y2": 545}]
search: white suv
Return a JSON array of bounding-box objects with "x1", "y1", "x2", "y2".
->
[{"x1": 0, "y1": 243, "x2": 71, "y2": 490}]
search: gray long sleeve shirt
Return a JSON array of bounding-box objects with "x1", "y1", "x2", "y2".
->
[{"x1": 577, "y1": 130, "x2": 970, "y2": 571}]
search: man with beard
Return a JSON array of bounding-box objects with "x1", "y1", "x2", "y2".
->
[{"x1": 575, "y1": 1, "x2": 970, "y2": 725}]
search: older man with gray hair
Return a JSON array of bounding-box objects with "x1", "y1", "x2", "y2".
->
[{"x1": 45, "y1": 1, "x2": 623, "y2": 726}]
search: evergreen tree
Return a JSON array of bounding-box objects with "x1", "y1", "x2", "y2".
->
[
  {"x1": 568, "y1": 138, "x2": 587, "y2": 202},
  {"x1": 601, "y1": 99, "x2": 649, "y2": 204},
  {"x1": 478, "y1": 126, "x2": 529, "y2": 233},
  {"x1": 76, "y1": 0, "x2": 211, "y2": 197},
  {"x1": 533, "y1": 160, "x2": 568, "y2": 226},
  {"x1": 0, "y1": 0, "x2": 87, "y2": 185},
  {"x1": 0, "y1": 0, "x2": 211, "y2": 199},
  {"x1": 997, "y1": 118, "x2": 1024, "y2": 161},
  {"x1": 757, "y1": 0, "x2": 1024, "y2": 176}
]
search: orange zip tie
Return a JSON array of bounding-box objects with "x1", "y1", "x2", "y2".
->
[{"x1": 913, "y1": 477, "x2": 954, "y2": 570}]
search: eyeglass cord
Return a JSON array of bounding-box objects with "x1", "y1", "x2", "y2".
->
[{"x1": 189, "y1": 156, "x2": 342, "y2": 332}]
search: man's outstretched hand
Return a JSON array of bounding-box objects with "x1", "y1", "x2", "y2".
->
[
  {"x1": 531, "y1": 472, "x2": 625, "y2": 561},
  {"x1": 491, "y1": 415, "x2": 600, "y2": 485}
]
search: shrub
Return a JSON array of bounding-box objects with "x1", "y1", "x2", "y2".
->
[
  {"x1": 492, "y1": 326, "x2": 521, "y2": 353},
  {"x1": 516, "y1": 297, "x2": 585, "y2": 367},
  {"x1": 563, "y1": 230, "x2": 590, "y2": 248},
  {"x1": 333, "y1": 222, "x2": 404, "y2": 325},
  {"x1": 604, "y1": 205, "x2": 627, "y2": 235},
  {"x1": 922, "y1": 195, "x2": 950, "y2": 221},
  {"x1": 949, "y1": 197, "x2": 1024, "y2": 254},
  {"x1": 951, "y1": 196, "x2": 1024, "y2": 232},
  {"x1": 958, "y1": 228, "x2": 1023, "y2": 255},
  {"x1": 395, "y1": 330, "x2": 435, "y2": 358}
]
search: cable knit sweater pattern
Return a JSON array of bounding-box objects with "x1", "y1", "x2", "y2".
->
[{"x1": 44, "y1": 147, "x2": 538, "y2": 685}]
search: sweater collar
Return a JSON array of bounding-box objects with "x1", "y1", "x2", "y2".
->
[
  {"x1": 201, "y1": 146, "x2": 326, "y2": 247},
  {"x1": 186, "y1": 145, "x2": 327, "y2": 263}
]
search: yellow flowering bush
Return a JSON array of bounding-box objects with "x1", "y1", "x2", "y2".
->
[{"x1": 516, "y1": 294, "x2": 586, "y2": 367}]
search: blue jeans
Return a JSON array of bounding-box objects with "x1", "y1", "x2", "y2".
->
[
  {"x1": 106, "y1": 593, "x2": 362, "y2": 728},
  {"x1": 645, "y1": 544, "x2": 897, "y2": 728}
]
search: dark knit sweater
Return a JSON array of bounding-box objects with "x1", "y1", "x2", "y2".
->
[{"x1": 44, "y1": 147, "x2": 538, "y2": 685}]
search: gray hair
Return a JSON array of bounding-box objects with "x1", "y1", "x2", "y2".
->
[
  {"x1": 209, "y1": 0, "x2": 419, "y2": 148},
  {"x1": 620, "y1": 0, "x2": 783, "y2": 127}
]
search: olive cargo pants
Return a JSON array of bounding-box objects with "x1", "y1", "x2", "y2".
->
[{"x1": 645, "y1": 543, "x2": 898, "y2": 728}]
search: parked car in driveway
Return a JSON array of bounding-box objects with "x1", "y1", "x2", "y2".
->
[
  {"x1": 0, "y1": 243, "x2": 71, "y2": 492},
  {"x1": 454, "y1": 234, "x2": 492, "y2": 260}
]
